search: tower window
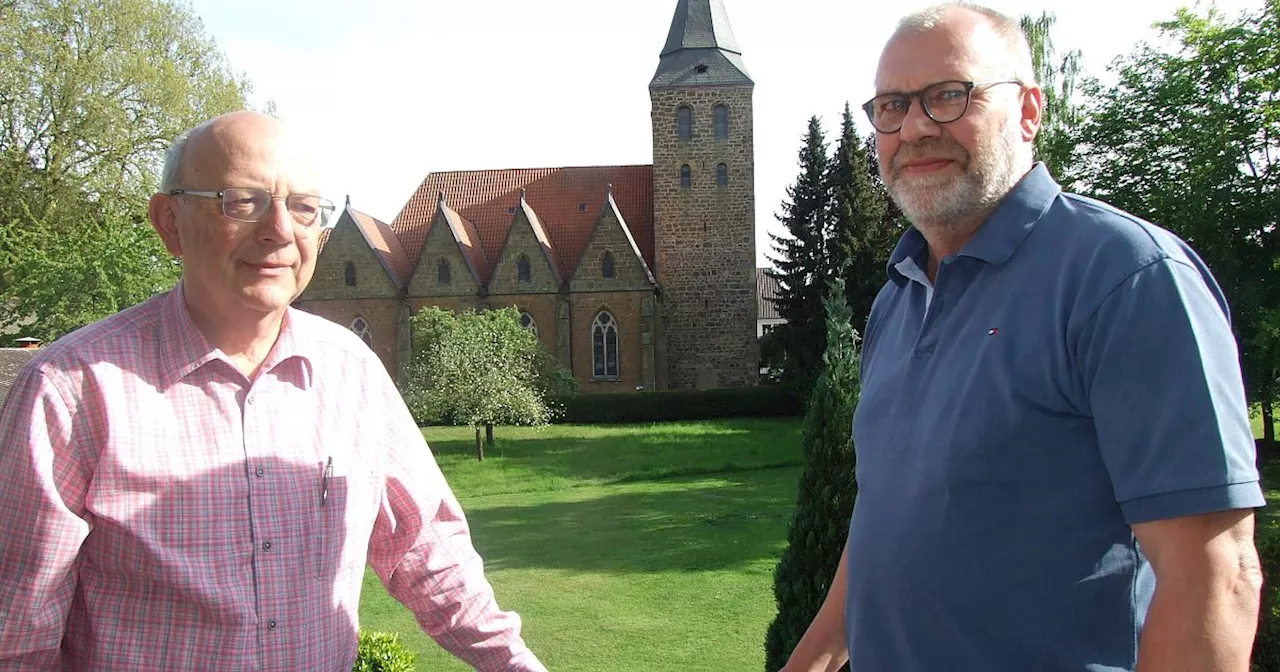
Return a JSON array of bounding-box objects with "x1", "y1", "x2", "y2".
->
[
  {"x1": 602, "y1": 251, "x2": 615, "y2": 278},
  {"x1": 592, "y1": 311, "x2": 619, "y2": 379},
  {"x1": 717, "y1": 163, "x2": 729, "y2": 187},
  {"x1": 680, "y1": 164, "x2": 691, "y2": 189},
  {"x1": 578, "y1": 203, "x2": 588, "y2": 212},
  {"x1": 676, "y1": 106, "x2": 692, "y2": 142},
  {"x1": 344, "y1": 261, "x2": 357, "y2": 287},
  {"x1": 714, "y1": 105, "x2": 729, "y2": 140},
  {"x1": 517, "y1": 254, "x2": 532, "y2": 283},
  {"x1": 350, "y1": 317, "x2": 372, "y2": 349},
  {"x1": 695, "y1": 64, "x2": 709, "y2": 74},
  {"x1": 437, "y1": 258, "x2": 451, "y2": 285}
]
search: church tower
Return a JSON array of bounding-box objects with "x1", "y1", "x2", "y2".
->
[{"x1": 650, "y1": 0, "x2": 757, "y2": 389}]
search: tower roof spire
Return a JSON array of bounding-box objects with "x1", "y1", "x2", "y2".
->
[{"x1": 651, "y1": 0, "x2": 752, "y2": 89}]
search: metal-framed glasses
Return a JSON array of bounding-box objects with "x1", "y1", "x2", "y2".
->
[
  {"x1": 861, "y1": 80, "x2": 1022, "y2": 134},
  {"x1": 169, "y1": 187, "x2": 336, "y2": 228}
]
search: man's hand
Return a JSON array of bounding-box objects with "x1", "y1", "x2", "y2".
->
[
  {"x1": 1133, "y1": 508, "x2": 1262, "y2": 672},
  {"x1": 778, "y1": 546, "x2": 851, "y2": 672}
]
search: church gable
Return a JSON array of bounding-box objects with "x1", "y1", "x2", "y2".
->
[
  {"x1": 304, "y1": 207, "x2": 400, "y2": 301},
  {"x1": 570, "y1": 193, "x2": 657, "y2": 293},
  {"x1": 408, "y1": 203, "x2": 486, "y2": 298},
  {"x1": 488, "y1": 194, "x2": 563, "y2": 295}
]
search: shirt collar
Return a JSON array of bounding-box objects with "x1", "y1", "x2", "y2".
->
[
  {"x1": 157, "y1": 281, "x2": 315, "y2": 391},
  {"x1": 885, "y1": 162, "x2": 1061, "y2": 282}
]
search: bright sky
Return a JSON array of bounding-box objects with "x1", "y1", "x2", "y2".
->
[{"x1": 188, "y1": 0, "x2": 1257, "y2": 267}]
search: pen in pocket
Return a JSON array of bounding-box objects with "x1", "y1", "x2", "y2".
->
[{"x1": 321, "y1": 456, "x2": 332, "y2": 507}]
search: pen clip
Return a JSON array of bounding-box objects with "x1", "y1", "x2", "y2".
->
[{"x1": 321, "y1": 456, "x2": 332, "y2": 507}]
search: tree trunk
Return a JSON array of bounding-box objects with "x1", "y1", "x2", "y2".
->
[
  {"x1": 485, "y1": 423, "x2": 495, "y2": 451},
  {"x1": 475, "y1": 426, "x2": 484, "y2": 462},
  {"x1": 1263, "y1": 400, "x2": 1275, "y2": 448}
]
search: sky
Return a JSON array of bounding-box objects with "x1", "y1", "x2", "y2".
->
[{"x1": 186, "y1": 0, "x2": 1259, "y2": 267}]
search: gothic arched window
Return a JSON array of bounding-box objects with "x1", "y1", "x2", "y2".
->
[
  {"x1": 714, "y1": 105, "x2": 729, "y2": 140},
  {"x1": 437, "y1": 258, "x2": 451, "y2": 285},
  {"x1": 680, "y1": 164, "x2": 691, "y2": 189},
  {"x1": 676, "y1": 106, "x2": 692, "y2": 142},
  {"x1": 344, "y1": 261, "x2": 357, "y2": 287},
  {"x1": 350, "y1": 317, "x2": 372, "y2": 349},
  {"x1": 517, "y1": 254, "x2": 532, "y2": 283},
  {"x1": 592, "y1": 311, "x2": 619, "y2": 379},
  {"x1": 520, "y1": 312, "x2": 538, "y2": 336},
  {"x1": 717, "y1": 163, "x2": 729, "y2": 187},
  {"x1": 602, "y1": 251, "x2": 616, "y2": 278}
]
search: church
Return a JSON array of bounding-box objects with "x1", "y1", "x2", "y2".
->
[{"x1": 298, "y1": 0, "x2": 759, "y2": 392}]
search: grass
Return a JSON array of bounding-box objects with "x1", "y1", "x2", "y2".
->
[{"x1": 358, "y1": 418, "x2": 805, "y2": 671}]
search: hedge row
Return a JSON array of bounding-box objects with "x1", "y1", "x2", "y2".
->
[{"x1": 553, "y1": 385, "x2": 803, "y2": 424}]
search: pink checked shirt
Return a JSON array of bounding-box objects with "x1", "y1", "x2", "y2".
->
[{"x1": 0, "y1": 286, "x2": 545, "y2": 671}]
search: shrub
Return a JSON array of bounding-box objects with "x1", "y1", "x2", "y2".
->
[
  {"x1": 353, "y1": 629, "x2": 416, "y2": 672},
  {"x1": 1254, "y1": 529, "x2": 1280, "y2": 671},
  {"x1": 555, "y1": 385, "x2": 802, "y2": 424}
]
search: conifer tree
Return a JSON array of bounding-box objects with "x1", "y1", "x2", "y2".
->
[
  {"x1": 765, "y1": 277, "x2": 860, "y2": 672},
  {"x1": 768, "y1": 117, "x2": 832, "y2": 395}
]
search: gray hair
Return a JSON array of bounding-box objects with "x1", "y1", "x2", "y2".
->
[
  {"x1": 894, "y1": 3, "x2": 1036, "y2": 87},
  {"x1": 158, "y1": 131, "x2": 190, "y2": 193}
]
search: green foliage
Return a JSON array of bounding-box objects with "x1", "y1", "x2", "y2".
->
[
  {"x1": 555, "y1": 387, "x2": 802, "y2": 425},
  {"x1": 0, "y1": 0, "x2": 249, "y2": 342},
  {"x1": 353, "y1": 629, "x2": 416, "y2": 672},
  {"x1": 1253, "y1": 529, "x2": 1280, "y2": 671},
  {"x1": 1019, "y1": 11, "x2": 1083, "y2": 185},
  {"x1": 402, "y1": 307, "x2": 575, "y2": 431},
  {"x1": 1073, "y1": 0, "x2": 1280, "y2": 429},
  {"x1": 765, "y1": 278, "x2": 860, "y2": 671},
  {"x1": 768, "y1": 117, "x2": 832, "y2": 397}
]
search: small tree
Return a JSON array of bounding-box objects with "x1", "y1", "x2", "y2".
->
[
  {"x1": 401, "y1": 307, "x2": 576, "y2": 460},
  {"x1": 765, "y1": 277, "x2": 860, "y2": 671}
]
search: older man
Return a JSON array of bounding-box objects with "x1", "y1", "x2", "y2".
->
[
  {"x1": 0, "y1": 111, "x2": 545, "y2": 671},
  {"x1": 782, "y1": 4, "x2": 1264, "y2": 671}
]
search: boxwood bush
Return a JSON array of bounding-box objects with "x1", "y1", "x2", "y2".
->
[{"x1": 353, "y1": 630, "x2": 416, "y2": 672}]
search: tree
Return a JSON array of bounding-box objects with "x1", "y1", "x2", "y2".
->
[
  {"x1": 827, "y1": 103, "x2": 894, "y2": 335},
  {"x1": 765, "y1": 277, "x2": 860, "y2": 672},
  {"x1": 1073, "y1": 0, "x2": 1280, "y2": 444},
  {"x1": 1019, "y1": 12, "x2": 1083, "y2": 186},
  {"x1": 768, "y1": 117, "x2": 832, "y2": 397},
  {"x1": 0, "y1": 0, "x2": 249, "y2": 342},
  {"x1": 401, "y1": 307, "x2": 577, "y2": 460}
]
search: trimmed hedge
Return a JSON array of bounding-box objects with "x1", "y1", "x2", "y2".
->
[
  {"x1": 353, "y1": 630, "x2": 416, "y2": 672},
  {"x1": 555, "y1": 385, "x2": 803, "y2": 424}
]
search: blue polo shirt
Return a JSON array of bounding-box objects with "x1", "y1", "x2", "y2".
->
[{"x1": 846, "y1": 163, "x2": 1264, "y2": 671}]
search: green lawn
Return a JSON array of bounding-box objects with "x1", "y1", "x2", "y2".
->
[{"x1": 358, "y1": 418, "x2": 805, "y2": 671}]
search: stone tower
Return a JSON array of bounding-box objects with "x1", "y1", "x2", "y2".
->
[{"x1": 650, "y1": 0, "x2": 757, "y2": 389}]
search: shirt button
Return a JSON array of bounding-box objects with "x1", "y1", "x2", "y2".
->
[
  {"x1": 246, "y1": 396, "x2": 256, "y2": 405},
  {"x1": 268, "y1": 619, "x2": 277, "y2": 630},
  {"x1": 262, "y1": 540, "x2": 272, "y2": 552},
  {"x1": 255, "y1": 467, "x2": 264, "y2": 477}
]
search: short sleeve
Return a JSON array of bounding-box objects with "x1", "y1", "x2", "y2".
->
[{"x1": 1077, "y1": 256, "x2": 1264, "y2": 525}]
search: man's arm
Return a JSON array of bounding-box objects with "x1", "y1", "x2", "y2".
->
[
  {"x1": 0, "y1": 366, "x2": 91, "y2": 670},
  {"x1": 780, "y1": 544, "x2": 851, "y2": 672},
  {"x1": 1133, "y1": 509, "x2": 1262, "y2": 672}
]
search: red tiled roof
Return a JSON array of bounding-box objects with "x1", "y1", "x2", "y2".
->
[
  {"x1": 349, "y1": 208, "x2": 412, "y2": 289},
  {"x1": 439, "y1": 200, "x2": 490, "y2": 286},
  {"x1": 757, "y1": 267, "x2": 782, "y2": 320},
  {"x1": 391, "y1": 166, "x2": 654, "y2": 281}
]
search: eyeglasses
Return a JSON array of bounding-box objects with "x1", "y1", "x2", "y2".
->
[
  {"x1": 168, "y1": 187, "x2": 336, "y2": 228},
  {"x1": 861, "y1": 80, "x2": 1023, "y2": 134}
]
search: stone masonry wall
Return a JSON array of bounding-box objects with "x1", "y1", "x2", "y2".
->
[
  {"x1": 569, "y1": 208, "x2": 654, "y2": 293},
  {"x1": 650, "y1": 85, "x2": 759, "y2": 388},
  {"x1": 488, "y1": 210, "x2": 562, "y2": 296},
  {"x1": 569, "y1": 290, "x2": 654, "y2": 392},
  {"x1": 304, "y1": 217, "x2": 399, "y2": 301},
  {"x1": 299, "y1": 297, "x2": 400, "y2": 377},
  {"x1": 408, "y1": 216, "x2": 484, "y2": 298}
]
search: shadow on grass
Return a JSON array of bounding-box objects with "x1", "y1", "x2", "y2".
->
[
  {"x1": 465, "y1": 465, "x2": 801, "y2": 574},
  {"x1": 425, "y1": 419, "x2": 804, "y2": 491}
]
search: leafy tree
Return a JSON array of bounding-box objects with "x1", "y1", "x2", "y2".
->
[
  {"x1": 827, "y1": 103, "x2": 894, "y2": 335},
  {"x1": 1073, "y1": 0, "x2": 1280, "y2": 444},
  {"x1": 765, "y1": 277, "x2": 860, "y2": 672},
  {"x1": 768, "y1": 117, "x2": 832, "y2": 397},
  {"x1": 0, "y1": 0, "x2": 249, "y2": 342},
  {"x1": 401, "y1": 307, "x2": 576, "y2": 460},
  {"x1": 1019, "y1": 11, "x2": 1083, "y2": 185}
]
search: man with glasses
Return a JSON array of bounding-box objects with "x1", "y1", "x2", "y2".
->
[
  {"x1": 0, "y1": 111, "x2": 546, "y2": 671},
  {"x1": 781, "y1": 4, "x2": 1263, "y2": 671}
]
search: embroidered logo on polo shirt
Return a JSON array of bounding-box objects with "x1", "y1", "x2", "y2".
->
[{"x1": 987, "y1": 327, "x2": 999, "y2": 336}]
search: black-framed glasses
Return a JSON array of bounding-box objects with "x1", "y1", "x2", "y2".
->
[
  {"x1": 861, "y1": 80, "x2": 1022, "y2": 134},
  {"x1": 169, "y1": 187, "x2": 336, "y2": 228}
]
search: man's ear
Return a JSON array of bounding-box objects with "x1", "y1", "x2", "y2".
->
[
  {"x1": 1019, "y1": 84, "x2": 1045, "y2": 143},
  {"x1": 149, "y1": 193, "x2": 183, "y2": 257}
]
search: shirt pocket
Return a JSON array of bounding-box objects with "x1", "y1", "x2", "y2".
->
[{"x1": 311, "y1": 460, "x2": 379, "y2": 581}]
